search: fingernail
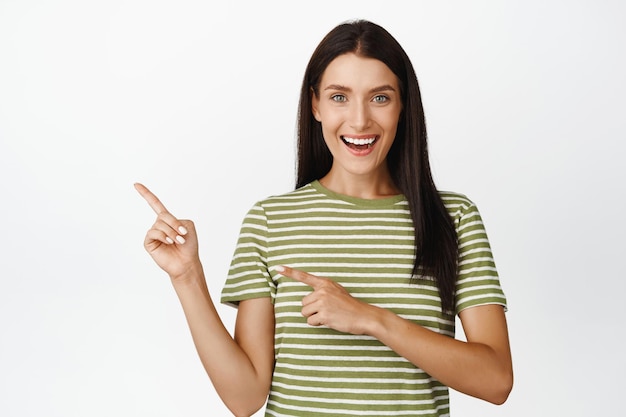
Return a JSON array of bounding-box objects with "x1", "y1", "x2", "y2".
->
[
  {"x1": 166, "y1": 237, "x2": 174, "y2": 244},
  {"x1": 178, "y1": 226, "x2": 188, "y2": 235},
  {"x1": 176, "y1": 235, "x2": 186, "y2": 244},
  {"x1": 275, "y1": 265, "x2": 285, "y2": 272}
]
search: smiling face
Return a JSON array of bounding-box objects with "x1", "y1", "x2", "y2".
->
[{"x1": 312, "y1": 53, "x2": 403, "y2": 195}]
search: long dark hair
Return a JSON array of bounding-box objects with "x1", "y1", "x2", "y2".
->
[{"x1": 296, "y1": 20, "x2": 458, "y2": 313}]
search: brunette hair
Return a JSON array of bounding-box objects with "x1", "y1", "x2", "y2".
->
[{"x1": 295, "y1": 20, "x2": 459, "y2": 313}]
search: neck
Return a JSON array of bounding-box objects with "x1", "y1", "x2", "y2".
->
[{"x1": 319, "y1": 169, "x2": 400, "y2": 200}]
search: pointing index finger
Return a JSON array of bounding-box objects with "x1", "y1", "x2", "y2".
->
[
  {"x1": 134, "y1": 182, "x2": 170, "y2": 215},
  {"x1": 276, "y1": 265, "x2": 325, "y2": 289}
]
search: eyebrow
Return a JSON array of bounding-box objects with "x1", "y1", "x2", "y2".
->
[{"x1": 323, "y1": 84, "x2": 397, "y2": 93}]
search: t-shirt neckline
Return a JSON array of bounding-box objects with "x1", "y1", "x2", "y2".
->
[{"x1": 310, "y1": 180, "x2": 406, "y2": 207}]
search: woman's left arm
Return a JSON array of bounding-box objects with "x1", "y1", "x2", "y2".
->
[
  {"x1": 277, "y1": 265, "x2": 513, "y2": 405},
  {"x1": 373, "y1": 302, "x2": 513, "y2": 404}
]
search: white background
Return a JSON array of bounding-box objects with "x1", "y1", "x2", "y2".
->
[{"x1": 1, "y1": 0, "x2": 624, "y2": 416}]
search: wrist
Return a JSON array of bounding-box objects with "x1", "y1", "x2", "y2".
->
[
  {"x1": 362, "y1": 304, "x2": 394, "y2": 339},
  {"x1": 357, "y1": 303, "x2": 387, "y2": 337},
  {"x1": 170, "y1": 259, "x2": 205, "y2": 286}
]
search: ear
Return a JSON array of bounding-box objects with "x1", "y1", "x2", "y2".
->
[{"x1": 311, "y1": 88, "x2": 321, "y2": 122}]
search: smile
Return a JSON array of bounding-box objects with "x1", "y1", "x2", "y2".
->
[{"x1": 341, "y1": 136, "x2": 377, "y2": 149}]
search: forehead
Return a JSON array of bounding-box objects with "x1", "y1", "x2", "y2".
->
[{"x1": 320, "y1": 53, "x2": 398, "y2": 89}]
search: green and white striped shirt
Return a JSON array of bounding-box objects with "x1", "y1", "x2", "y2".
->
[{"x1": 221, "y1": 180, "x2": 506, "y2": 416}]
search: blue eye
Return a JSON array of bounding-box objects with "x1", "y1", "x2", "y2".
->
[
  {"x1": 331, "y1": 94, "x2": 347, "y2": 102},
  {"x1": 373, "y1": 95, "x2": 389, "y2": 103}
]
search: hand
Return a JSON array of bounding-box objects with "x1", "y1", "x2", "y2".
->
[
  {"x1": 135, "y1": 183, "x2": 200, "y2": 280},
  {"x1": 276, "y1": 265, "x2": 374, "y2": 335}
]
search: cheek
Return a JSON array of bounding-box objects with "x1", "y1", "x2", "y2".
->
[
  {"x1": 319, "y1": 115, "x2": 343, "y2": 137},
  {"x1": 321, "y1": 128, "x2": 339, "y2": 149},
  {"x1": 383, "y1": 115, "x2": 401, "y2": 140}
]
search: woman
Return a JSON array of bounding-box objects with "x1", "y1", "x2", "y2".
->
[{"x1": 136, "y1": 19, "x2": 513, "y2": 417}]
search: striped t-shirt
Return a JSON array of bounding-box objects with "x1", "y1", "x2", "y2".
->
[{"x1": 221, "y1": 180, "x2": 506, "y2": 416}]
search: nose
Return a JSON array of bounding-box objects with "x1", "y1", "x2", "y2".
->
[{"x1": 349, "y1": 101, "x2": 371, "y2": 131}]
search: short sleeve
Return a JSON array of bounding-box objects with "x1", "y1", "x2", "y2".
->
[
  {"x1": 220, "y1": 202, "x2": 276, "y2": 308},
  {"x1": 453, "y1": 198, "x2": 507, "y2": 314}
]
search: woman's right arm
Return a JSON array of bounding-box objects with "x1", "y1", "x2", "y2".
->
[
  {"x1": 173, "y1": 267, "x2": 274, "y2": 416},
  {"x1": 135, "y1": 183, "x2": 274, "y2": 417}
]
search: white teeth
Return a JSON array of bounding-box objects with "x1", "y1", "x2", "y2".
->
[{"x1": 342, "y1": 136, "x2": 376, "y2": 145}]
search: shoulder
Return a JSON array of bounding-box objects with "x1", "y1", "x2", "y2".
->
[
  {"x1": 250, "y1": 183, "x2": 321, "y2": 209},
  {"x1": 439, "y1": 190, "x2": 475, "y2": 213},
  {"x1": 233, "y1": 186, "x2": 320, "y2": 240},
  {"x1": 438, "y1": 190, "x2": 486, "y2": 228},
  {"x1": 241, "y1": 182, "x2": 323, "y2": 218}
]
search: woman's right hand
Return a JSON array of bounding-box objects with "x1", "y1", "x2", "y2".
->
[{"x1": 134, "y1": 183, "x2": 200, "y2": 280}]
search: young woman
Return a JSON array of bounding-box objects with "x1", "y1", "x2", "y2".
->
[{"x1": 136, "y1": 19, "x2": 513, "y2": 417}]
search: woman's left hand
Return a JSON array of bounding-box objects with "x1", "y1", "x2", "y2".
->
[{"x1": 275, "y1": 265, "x2": 375, "y2": 335}]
